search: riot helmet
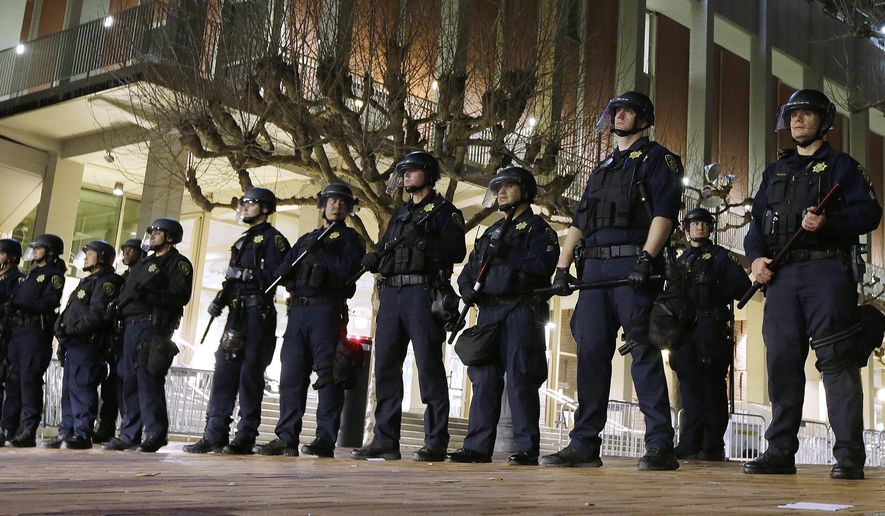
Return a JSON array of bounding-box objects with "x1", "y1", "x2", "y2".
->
[
  {"x1": 141, "y1": 218, "x2": 183, "y2": 251},
  {"x1": 595, "y1": 91, "x2": 655, "y2": 136},
  {"x1": 74, "y1": 239, "x2": 116, "y2": 272},
  {"x1": 23, "y1": 233, "x2": 64, "y2": 263},
  {"x1": 0, "y1": 238, "x2": 22, "y2": 270},
  {"x1": 682, "y1": 207, "x2": 715, "y2": 242},
  {"x1": 317, "y1": 182, "x2": 358, "y2": 220},
  {"x1": 237, "y1": 186, "x2": 277, "y2": 223},
  {"x1": 118, "y1": 238, "x2": 145, "y2": 267},
  {"x1": 386, "y1": 151, "x2": 441, "y2": 194},
  {"x1": 482, "y1": 166, "x2": 538, "y2": 211},
  {"x1": 776, "y1": 89, "x2": 836, "y2": 146}
]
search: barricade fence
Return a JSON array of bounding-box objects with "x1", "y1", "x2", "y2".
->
[{"x1": 39, "y1": 367, "x2": 885, "y2": 466}]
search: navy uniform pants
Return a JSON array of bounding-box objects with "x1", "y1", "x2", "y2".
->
[
  {"x1": 59, "y1": 338, "x2": 105, "y2": 439},
  {"x1": 275, "y1": 300, "x2": 344, "y2": 445},
  {"x1": 96, "y1": 342, "x2": 122, "y2": 436},
  {"x1": 372, "y1": 284, "x2": 449, "y2": 449},
  {"x1": 762, "y1": 258, "x2": 865, "y2": 466},
  {"x1": 118, "y1": 320, "x2": 168, "y2": 444},
  {"x1": 2, "y1": 325, "x2": 52, "y2": 438},
  {"x1": 670, "y1": 318, "x2": 730, "y2": 454},
  {"x1": 463, "y1": 302, "x2": 547, "y2": 455},
  {"x1": 568, "y1": 257, "x2": 675, "y2": 452},
  {"x1": 203, "y1": 306, "x2": 277, "y2": 445}
]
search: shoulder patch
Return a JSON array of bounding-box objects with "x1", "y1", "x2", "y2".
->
[
  {"x1": 452, "y1": 211, "x2": 465, "y2": 230},
  {"x1": 665, "y1": 155, "x2": 680, "y2": 173},
  {"x1": 178, "y1": 260, "x2": 192, "y2": 276},
  {"x1": 728, "y1": 252, "x2": 740, "y2": 264},
  {"x1": 103, "y1": 282, "x2": 116, "y2": 297},
  {"x1": 275, "y1": 234, "x2": 287, "y2": 252},
  {"x1": 51, "y1": 275, "x2": 63, "y2": 290}
]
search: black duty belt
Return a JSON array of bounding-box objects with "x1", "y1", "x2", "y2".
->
[
  {"x1": 381, "y1": 274, "x2": 432, "y2": 287},
  {"x1": 696, "y1": 306, "x2": 729, "y2": 320},
  {"x1": 479, "y1": 294, "x2": 533, "y2": 307},
  {"x1": 124, "y1": 314, "x2": 153, "y2": 325},
  {"x1": 585, "y1": 244, "x2": 643, "y2": 260},
  {"x1": 9, "y1": 313, "x2": 45, "y2": 327},
  {"x1": 232, "y1": 294, "x2": 266, "y2": 309},
  {"x1": 288, "y1": 296, "x2": 339, "y2": 308},
  {"x1": 781, "y1": 248, "x2": 844, "y2": 264}
]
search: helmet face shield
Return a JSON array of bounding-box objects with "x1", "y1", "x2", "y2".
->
[
  {"x1": 595, "y1": 102, "x2": 620, "y2": 133},
  {"x1": 22, "y1": 243, "x2": 45, "y2": 262},
  {"x1": 385, "y1": 172, "x2": 404, "y2": 195},
  {"x1": 236, "y1": 197, "x2": 262, "y2": 223},
  {"x1": 482, "y1": 176, "x2": 518, "y2": 208}
]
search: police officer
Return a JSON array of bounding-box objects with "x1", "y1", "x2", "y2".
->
[
  {"x1": 742, "y1": 89, "x2": 881, "y2": 480},
  {"x1": 184, "y1": 187, "x2": 290, "y2": 455},
  {"x1": 258, "y1": 183, "x2": 365, "y2": 457},
  {"x1": 448, "y1": 167, "x2": 558, "y2": 466},
  {"x1": 0, "y1": 238, "x2": 25, "y2": 446},
  {"x1": 46, "y1": 240, "x2": 123, "y2": 449},
  {"x1": 2, "y1": 234, "x2": 66, "y2": 447},
  {"x1": 106, "y1": 218, "x2": 193, "y2": 453},
  {"x1": 543, "y1": 92, "x2": 683, "y2": 470},
  {"x1": 669, "y1": 208, "x2": 750, "y2": 461},
  {"x1": 353, "y1": 151, "x2": 466, "y2": 461},
  {"x1": 93, "y1": 238, "x2": 144, "y2": 444}
]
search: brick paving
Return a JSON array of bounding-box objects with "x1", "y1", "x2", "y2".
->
[{"x1": 0, "y1": 443, "x2": 882, "y2": 515}]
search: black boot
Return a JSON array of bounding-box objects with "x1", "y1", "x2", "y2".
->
[
  {"x1": 508, "y1": 451, "x2": 539, "y2": 466},
  {"x1": 741, "y1": 451, "x2": 796, "y2": 475},
  {"x1": 222, "y1": 438, "x2": 255, "y2": 455},
  {"x1": 446, "y1": 448, "x2": 492, "y2": 463},
  {"x1": 301, "y1": 438, "x2": 334, "y2": 458},
  {"x1": 65, "y1": 435, "x2": 93, "y2": 450},
  {"x1": 258, "y1": 438, "x2": 299, "y2": 457},
  {"x1": 351, "y1": 441, "x2": 401, "y2": 460},
  {"x1": 183, "y1": 438, "x2": 226, "y2": 454},
  {"x1": 413, "y1": 445, "x2": 446, "y2": 462},
  {"x1": 137, "y1": 436, "x2": 168, "y2": 453},
  {"x1": 638, "y1": 448, "x2": 680, "y2": 471},
  {"x1": 539, "y1": 443, "x2": 602, "y2": 468},
  {"x1": 830, "y1": 463, "x2": 864, "y2": 480},
  {"x1": 44, "y1": 435, "x2": 66, "y2": 449}
]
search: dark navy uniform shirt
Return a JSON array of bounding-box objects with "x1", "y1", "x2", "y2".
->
[
  {"x1": 0, "y1": 267, "x2": 25, "y2": 306},
  {"x1": 678, "y1": 241, "x2": 751, "y2": 308},
  {"x1": 571, "y1": 137, "x2": 683, "y2": 247},
  {"x1": 278, "y1": 224, "x2": 366, "y2": 298},
  {"x1": 228, "y1": 221, "x2": 290, "y2": 297},
  {"x1": 119, "y1": 247, "x2": 193, "y2": 321},
  {"x1": 12, "y1": 262, "x2": 66, "y2": 316},
  {"x1": 458, "y1": 208, "x2": 559, "y2": 298},
  {"x1": 745, "y1": 143, "x2": 881, "y2": 262},
  {"x1": 60, "y1": 267, "x2": 123, "y2": 337}
]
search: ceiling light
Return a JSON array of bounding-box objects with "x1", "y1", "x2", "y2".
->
[
  {"x1": 15, "y1": 44, "x2": 25, "y2": 55},
  {"x1": 103, "y1": 16, "x2": 114, "y2": 28},
  {"x1": 113, "y1": 182, "x2": 124, "y2": 196}
]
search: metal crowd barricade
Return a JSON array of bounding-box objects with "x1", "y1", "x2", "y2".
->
[
  {"x1": 539, "y1": 388, "x2": 578, "y2": 447},
  {"x1": 165, "y1": 366, "x2": 215, "y2": 436},
  {"x1": 863, "y1": 430, "x2": 884, "y2": 467},
  {"x1": 602, "y1": 400, "x2": 646, "y2": 458},
  {"x1": 40, "y1": 359, "x2": 65, "y2": 433},
  {"x1": 724, "y1": 412, "x2": 767, "y2": 461},
  {"x1": 796, "y1": 420, "x2": 833, "y2": 465}
]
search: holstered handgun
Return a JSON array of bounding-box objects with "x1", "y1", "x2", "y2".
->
[{"x1": 849, "y1": 243, "x2": 867, "y2": 283}]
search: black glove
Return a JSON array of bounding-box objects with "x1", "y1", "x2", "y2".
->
[
  {"x1": 551, "y1": 267, "x2": 576, "y2": 296},
  {"x1": 460, "y1": 285, "x2": 478, "y2": 306},
  {"x1": 208, "y1": 300, "x2": 224, "y2": 318},
  {"x1": 361, "y1": 252, "x2": 381, "y2": 273},
  {"x1": 628, "y1": 251, "x2": 654, "y2": 287},
  {"x1": 225, "y1": 266, "x2": 254, "y2": 282}
]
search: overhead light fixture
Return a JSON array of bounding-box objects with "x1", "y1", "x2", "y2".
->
[
  {"x1": 113, "y1": 182, "x2": 124, "y2": 196},
  {"x1": 682, "y1": 176, "x2": 691, "y2": 187},
  {"x1": 103, "y1": 16, "x2": 114, "y2": 28},
  {"x1": 15, "y1": 44, "x2": 25, "y2": 55}
]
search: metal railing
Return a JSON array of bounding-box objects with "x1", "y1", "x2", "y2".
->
[
  {"x1": 796, "y1": 419, "x2": 833, "y2": 465},
  {"x1": 723, "y1": 412, "x2": 767, "y2": 460},
  {"x1": 602, "y1": 400, "x2": 647, "y2": 458}
]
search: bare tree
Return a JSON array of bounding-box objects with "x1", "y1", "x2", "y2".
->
[{"x1": 103, "y1": 0, "x2": 609, "y2": 245}]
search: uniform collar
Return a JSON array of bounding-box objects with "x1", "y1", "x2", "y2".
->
[
  {"x1": 408, "y1": 191, "x2": 439, "y2": 210},
  {"x1": 612, "y1": 137, "x2": 650, "y2": 161},
  {"x1": 244, "y1": 221, "x2": 271, "y2": 235}
]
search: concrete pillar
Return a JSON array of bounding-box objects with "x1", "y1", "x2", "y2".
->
[
  {"x1": 849, "y1": 109, "x2": 870, "y2": 169},
  {"x1": 748, "y1": 0, "x2": 774, "y2": 189},
  {"x1": 742, "y1": 297, "x2": 768, "y2": 405},
  {"x1": 615, "y1": 0, "x2": 647, "y2": 95},
  {"x1": 33, "y1": 157, "x2": 84, "y2": 264},
  {"x1": 138, "y1": 137, "x2": 186, "y2": 233},
  {"x1": 685, "y1": 0, "x2": 714, "y2": 181}
]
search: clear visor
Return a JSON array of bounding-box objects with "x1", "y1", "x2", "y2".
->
[
  {"x1": 481, "y1": 176, "x2": 512, "y2": 208},
  {"x1": 72, "y1": 249, "x2": 88, "y2": 271},
  {"x1": 22, "y1": 245, "x2": 41, "y2": 262},
  {"x1": 236, "y1": 198, "x2": 260, "y2": 222},
  {"x1": 594, "y1": 104, "x2": 619, "y2": 133},
  {"x1": 385, "y1": 173, "x2": 404, "y2": 195},
  {"x1": 775, "y1": 104, "x2": 792, "y2": 132},
  {"x1": 140, "y1": 231, "x2": 153, "y2": 252}
]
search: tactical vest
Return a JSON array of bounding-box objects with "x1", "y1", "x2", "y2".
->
[
  {"x1": 290, "y1": 233, "x2": 331, "y2": 290},
  {"x1": 580, "y1": 142, "x2": 654, "y2": 236},
  {"x1": 763, "y1": 150, "x2": 837, "y2": 252},
  {"x1": 681, "y1": 247, "x2": 723, "y2": 309},
  {"x1": 379, "y1": 204, "x2": 436, "y2": 275},
  {"x1": 473, "y1": 219, "x2": 547, "y2": 293}
]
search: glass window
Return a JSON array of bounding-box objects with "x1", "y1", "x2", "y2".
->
[
  {"x1": 11, "y1": 205, "x2": 38, "y2": 248},
  {"x1": 120, "y1": 197, "x2": 141, "y2": 241},
  {"x1": 70, "y1": 189, "x2": 123, "y2": 276}
]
